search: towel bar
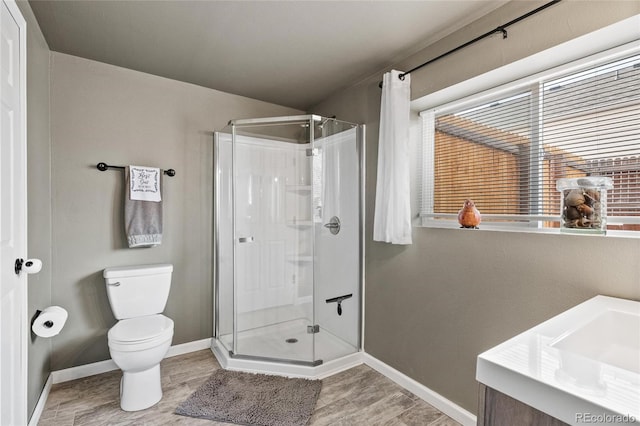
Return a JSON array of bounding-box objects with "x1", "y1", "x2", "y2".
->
[{"x1": 96, "y1": 162, "x2": 176, "y2": 177}]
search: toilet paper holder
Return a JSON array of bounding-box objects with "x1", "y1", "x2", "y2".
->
[
  {"x1": 15, "y1": 258, "x2": 42, "y2": 275},
  {"x1": 32, "y1": 306, "x2": 68, "y2": 338},
  {"x1": 33, "y1": 310, "x2": 54, "y2": 329}
]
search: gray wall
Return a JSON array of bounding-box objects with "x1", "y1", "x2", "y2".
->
[
  {"x1": 16, "y1": 0, "x2": 53, "y2": 419},
  {"x1": 311, "y1": 0, "x2": 640, "y2": 415},
  {"x1": 49, "y1": 52, "x2": 302, "y2": 370}
]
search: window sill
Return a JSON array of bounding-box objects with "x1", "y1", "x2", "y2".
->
[{"x1": 416, "y1": 220, "x2": 640, "y2": 239}]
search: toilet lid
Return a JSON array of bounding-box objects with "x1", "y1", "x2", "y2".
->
[{"x1": 108, "y1": 314, "x2": 173, "y2": 344}]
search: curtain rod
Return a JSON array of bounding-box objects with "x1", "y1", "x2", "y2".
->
[{"x1": 378, "y1": 0, "x2": 562, "y2": 88}]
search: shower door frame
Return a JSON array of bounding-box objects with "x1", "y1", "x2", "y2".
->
[{"x1": 213, "y1": 114, "x2": 365, "y2": 368}]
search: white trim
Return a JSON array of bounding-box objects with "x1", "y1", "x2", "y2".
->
[
  {"x1": 419, "y1": 111, "x2": 435, "y2": 217},
  {"x1": 3, "y1": 0, "x2": 25, "y2": 25},
  {"x1": 165, "y1": 337, "x2": 212, "y2": 358},
  {"x1": 363, "y1": 353, "x2": 476, "y2": 426},
  {"x1": 27, "y1": 373, "x2": 52, "y2": 426},
  {"x1": 211, "y1": 338, "x2": 364, "y2": 380},
  {"x1": 51, "y1": 358, "x2": 118, "y2": 385},
  {"x1": 51, "y1": 338, "x2": 213, "y2": 384}
]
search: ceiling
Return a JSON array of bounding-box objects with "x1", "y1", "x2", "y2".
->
[{"x1": 29, "y1": 1, "x2": 508, "y2": 110}]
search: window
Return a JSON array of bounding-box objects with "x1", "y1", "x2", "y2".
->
[{"x1": 420, "y1": 51, "x2": 640, "y2": 233}]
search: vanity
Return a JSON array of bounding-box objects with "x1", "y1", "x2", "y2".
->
[{"x1": 476, "y1": 296, "x2": 640, "y2": 426}]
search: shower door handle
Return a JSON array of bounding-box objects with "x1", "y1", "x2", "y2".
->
[{"x1": 238, "y1": 237, "x2": 254, "y2": 243}]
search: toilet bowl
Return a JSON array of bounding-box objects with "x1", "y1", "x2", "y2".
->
[
  {"x1": 104, "y1": 263, "x2": 174, "y2": 411},
  {"x1": 108, "y1": 314, "x2": 174, "y2": 411}
]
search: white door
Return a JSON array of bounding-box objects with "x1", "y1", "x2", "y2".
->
[{"x1": 0, "y1": 0, "x2": 27, "y2": 424}]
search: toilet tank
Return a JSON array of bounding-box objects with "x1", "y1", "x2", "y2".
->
[{"x1": 103, "y1": 263, "x2": 173, "y2": 320}]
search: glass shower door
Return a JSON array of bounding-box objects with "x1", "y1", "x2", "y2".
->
[
  {"x1": 312, "y1": 120, "x2": 362, "y2": 363},
  {"x1": 231, "y1": 118, "x2": 317, "y2": 364}
]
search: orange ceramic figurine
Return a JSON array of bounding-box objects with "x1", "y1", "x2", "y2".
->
[{"x1": 458, "y1": 199, "x2": 481, "y2": 229}]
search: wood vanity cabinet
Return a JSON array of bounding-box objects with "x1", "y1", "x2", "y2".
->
[{"x1": 477, "y1": 384, "x2": 569, "y2": 426}]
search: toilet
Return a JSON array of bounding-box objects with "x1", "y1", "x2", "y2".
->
[{"x1": 103, "y1": 263, "x2": 174, "y2": 411}]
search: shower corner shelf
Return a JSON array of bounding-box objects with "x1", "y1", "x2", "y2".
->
[
  {"x1": 287, "y1": 255, "x2": 313, "y2": 262},
  {"x1": 286, "y1": 184, "x2": 312, "y2": 192},
  {"x1": 286, "y1": 220, "x2": 313, "y2": 228}
]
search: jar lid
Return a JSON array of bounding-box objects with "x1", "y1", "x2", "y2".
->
[{"x1": 556, "y1": 177, "x2": 613, "y2": 191}]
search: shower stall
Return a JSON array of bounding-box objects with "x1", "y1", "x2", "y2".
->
[{"x1": 212, "y1": 115, "x2": 364, "y2": 377}]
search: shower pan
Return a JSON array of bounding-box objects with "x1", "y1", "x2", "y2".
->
[{"x1": 212, "y1": 115, "x2": 364, "y2": 378}]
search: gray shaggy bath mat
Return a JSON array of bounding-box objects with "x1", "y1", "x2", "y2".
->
[{"x1": 175, "y1": 369, "x2": 322, "y2": 426}]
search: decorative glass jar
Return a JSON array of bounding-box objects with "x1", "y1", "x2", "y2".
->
[{"x1": 556, "y1": 177, "x2": 613, "y2": 234}]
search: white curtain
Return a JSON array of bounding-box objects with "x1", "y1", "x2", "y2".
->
[{"x1": 373, "y1": 70, "x2": 412, "y2": 245}]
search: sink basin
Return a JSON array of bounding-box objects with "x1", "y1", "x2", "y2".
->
[
  {"x1": 477, "y1": 295, "x2": 640, "y2": 425},
  {"x1": 551, "y1": 310, "x2": 640, "y2": 374}
]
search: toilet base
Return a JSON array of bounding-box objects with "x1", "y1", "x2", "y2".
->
[{"x1": 119, "y1": 364, "x2": 163, "y2": 411}]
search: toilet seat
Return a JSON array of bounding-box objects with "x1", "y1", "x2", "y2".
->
[{"x1": 108, "y1": 314, "x2": 174, "y2": 352}]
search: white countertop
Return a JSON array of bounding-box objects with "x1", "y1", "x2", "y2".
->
[{"x1": 477, "y1": 295, "x2": 640, "y2": 426}]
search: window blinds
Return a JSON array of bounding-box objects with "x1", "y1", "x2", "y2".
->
[
  {"x1": 421, "y1": 53, "x2": 640, "y2": 230},
  {"x1": 541, "y1": 55, "x2": 640, "y2": 229}
]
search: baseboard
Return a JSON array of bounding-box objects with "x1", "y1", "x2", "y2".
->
[
  {"x1": 52, "y1": 358, "x2": 118, "y2": 384},
  {"x1": 166, "y1": 337, "x2": 212, "y2": 358},
  {"x1": 212, "y1": 338, "x2": 364, "y2": 380},
  {"x1": 27, "y1": 373, "x2": 53, "y2": 426},
  {"x1": 51, "y1": 337, "x2": 213, "y2": 384},
  {"x1": 363, "y1": 353, "x2": 477, "y2": 426}
]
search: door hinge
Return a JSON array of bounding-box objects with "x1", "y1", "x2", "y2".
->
[
  {"x1": 306, "y1": 148, "x2": 320, "y2": 157},
  {"x1": 307, "y1": 325, "x2": 320, "y2": 334}
]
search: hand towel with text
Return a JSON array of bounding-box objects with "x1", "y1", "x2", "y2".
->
[
  {"x1": 129, "y1": 166, "x2": 162, "y2": 202},
  {"x1": 125, "y1": 166, "x2": 163, "y2": 248}
]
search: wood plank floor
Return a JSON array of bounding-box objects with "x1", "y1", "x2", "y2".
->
[{"x1": 38, "y1": 350, "x2": 462, "y2": 426}]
